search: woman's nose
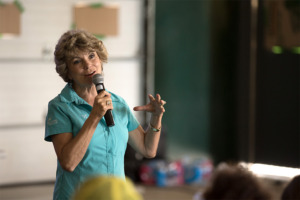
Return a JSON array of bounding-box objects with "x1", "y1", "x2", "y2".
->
[{"x1": 83, "y1": 59, "x2": 91, "y2": 69}]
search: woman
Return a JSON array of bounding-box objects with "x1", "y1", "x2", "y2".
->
[{"x1": 45, "y1": 29, "x2": 165, "y2": 200}]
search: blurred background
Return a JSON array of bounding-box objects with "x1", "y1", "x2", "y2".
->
[{"x1": 0, "y1": 0, "x2": 299, "y2": 199}]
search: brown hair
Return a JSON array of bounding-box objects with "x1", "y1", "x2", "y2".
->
[
  {"x1": 281, "y1": 175, "x2": 300, "y2": 200},
  {"x1": 203, "y1": 163, "x2": 271, "y2": 200},
  {"x1": 54, "y1": 29, "x2": 108, "y2": 82}
]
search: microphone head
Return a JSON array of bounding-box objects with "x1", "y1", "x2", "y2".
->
[{"x1": 92, "y1": 73, "x2": 104, "y2": 85}]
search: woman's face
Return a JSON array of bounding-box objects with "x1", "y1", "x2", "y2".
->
[{"x1": 67, "y1": 50, "x2": 102, "y2": 88}]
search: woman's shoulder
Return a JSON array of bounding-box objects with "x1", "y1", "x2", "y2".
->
[
  {"x1": 109, "y1": 92, "x2": 133, "y2": 109},
  {"x1": 109, "y1": 92, "x2": 126, "y2": 103},
  {"x1": 47, "y1": 94, "x2": 69, "y2": 109},
  {"x1": 48, "y1": 95, "x2": 61, "y2": 105},
  {"x1": 48, "y1": 84, "x2": 74, "y2": 106}
]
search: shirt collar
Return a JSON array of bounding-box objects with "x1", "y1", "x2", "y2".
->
[
  {"x1": 59, "y1": 83, "x2": 116, "y2": 105},
  {"x1": 59, "y1": 83, "x2": 86, "y2": 105}
]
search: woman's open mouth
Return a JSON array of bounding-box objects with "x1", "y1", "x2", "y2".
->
[{"x1": 85, "y1": 71, "x2": 96, "y2": 77}]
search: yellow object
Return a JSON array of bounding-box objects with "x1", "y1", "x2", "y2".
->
[{"x1": 72, "y1": 176, "x2": 143, "y2": 200}]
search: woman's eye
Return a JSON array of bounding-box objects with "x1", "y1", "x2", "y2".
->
[
  {"x1": 73, "y1": 60, "x2": 80, "y2": 65},
  {"x1": 89, "y1": 53, "x2": 95, "y2": 59}
]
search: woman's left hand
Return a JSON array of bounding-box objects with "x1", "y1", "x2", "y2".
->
[
  {"x1": 130, "y1": 94, "x2": 166, "y2": 158},
  {"x1": 133, "y1": 94, "x2": 166, "y2": 117}
]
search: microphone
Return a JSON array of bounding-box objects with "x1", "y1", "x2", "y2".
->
[{"x1": 92, "y1": 73, "x2": 115, "y2": 127}]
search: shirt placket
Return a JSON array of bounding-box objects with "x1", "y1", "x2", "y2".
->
[{"x1": 105, "y1": 125, "x2": 115, "y2": 174}]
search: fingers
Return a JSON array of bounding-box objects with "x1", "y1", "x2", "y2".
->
[
  {"x1": 98, "y1": 90, "x2": 111, "y2": 98},
  {"x1": 148, "y1": 94, "x2": 155, "y2": 102},
  {"x1": 90, "y1": 91, "x2": 114, "y2": 118},
  {"x1": 156, "y1": 94, "x2": 161, "y2": 103},
  {"x1": 96, "y1": 91, "x2": 112, "y2": 106},
  {"x1": 134, "y1": 93, "x2": 166, "y2": 115},
  {"x1": 149, "y1": 94, "x2": 166, "y2": 106},
  {"x1": 160, "y1": 106, "x2": 166, "y2": 113},
  {"x1": 105, "y1": 99, "x2": 112, "y2": 106},
  {"x1": 160, "y1": 100, "x2": 167, "y2": 106},
  {"x1": 94, "y1": 91, "x2": 113, "y2": 110},
  {"x1": 133, "y1": 105, "x2": 148, "y2": 111},
  {"x1": 154, "y1": 94, "x2": 166, "y2": 115},
  {"x1": 148, "y1": 94, "x2": 164, "y2": 104},
  {"x1": 94, "y1": 98, "x2": 113, "y2": 109}
]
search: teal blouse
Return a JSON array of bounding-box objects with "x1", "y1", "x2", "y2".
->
[{"x1": 45, "y1": 84, "x2": 139, "y2": 200}]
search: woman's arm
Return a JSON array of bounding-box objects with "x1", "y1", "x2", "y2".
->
[
  {"x1": 128, "y1": 94, "x2": 165, "y2": 158},
  {"x1": 51, "y1": 91, "x2": 112, "y2": 172}
]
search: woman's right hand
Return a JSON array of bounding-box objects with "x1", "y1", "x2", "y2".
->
[
  {"x1": 52, "y1": 90, "x2": 113, "y2": 172},
  {"x1": 91, "y1": 90, "x2": 113, "y2": 119}
]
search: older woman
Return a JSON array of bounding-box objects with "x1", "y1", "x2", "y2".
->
[{"x1": 45, "y1": 29, "x2": 165, "y2": 200}]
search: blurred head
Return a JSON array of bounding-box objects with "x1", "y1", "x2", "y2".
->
[
  {"x1": 281, "y1": 175, "x2": 300, "y2": 200},
  {"x1": 54, "y1": 29, "x2": 108, "y2": 83},
  {"x1": 202, "y1": 163, "x2": 271, "y2": 200},
  {"x1": 72, "y1": 176, "x2": 143, "y2": 200}
]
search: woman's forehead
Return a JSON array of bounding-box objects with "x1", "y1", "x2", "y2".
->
[{"x1": 67, "y1": 49, "x2": 95, "y2": 59}]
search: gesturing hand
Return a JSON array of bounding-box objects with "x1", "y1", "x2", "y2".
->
[{"x1": 133, "y1": 94, "x2": 166, "y2": 117}]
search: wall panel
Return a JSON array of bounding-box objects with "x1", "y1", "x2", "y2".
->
[{"x1": 0, "y1": 0, "x2": 144, "y2": 185}]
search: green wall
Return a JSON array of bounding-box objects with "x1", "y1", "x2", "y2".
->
[
  {"x1": 155, "y1": 0, "x2": 239, "y2": 163},
  {"x1": 155, "y1": 1, "x2": 212, "y2": 156}
]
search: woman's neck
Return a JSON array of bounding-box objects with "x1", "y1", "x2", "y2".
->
[{"x1": 72, "y1": 83, "x2": 97, "y2": 106}]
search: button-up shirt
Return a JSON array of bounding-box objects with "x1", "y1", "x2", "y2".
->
[{"x1": 45, "y1": 84, "x2": 139, "y2": 200}]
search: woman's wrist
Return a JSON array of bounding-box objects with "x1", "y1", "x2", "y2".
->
[
  {"x1": 149, "y1": 114, "x2": 162, "y2": 130},
  {"x1": 149, "y1": 123, "x2": 161, "y2": 132},
  {"x1": 89, "y1": 110, "x2": 103, "y2": 122}
]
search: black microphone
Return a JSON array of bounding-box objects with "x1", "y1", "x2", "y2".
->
[{"x1": 92, "y1": 73, "x2": 115, "y2": 127}]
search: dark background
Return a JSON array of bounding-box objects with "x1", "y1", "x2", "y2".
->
[{"x1": 154, "y1": 0, "x2": 299, "y2": 168}]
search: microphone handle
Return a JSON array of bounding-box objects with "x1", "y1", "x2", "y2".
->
[
  {"x1": 96, "y1": 84, "x2": 115, "y2": 127},
  {"x1": 104, "y1": 110, "x2": 115, "y2": 127}
]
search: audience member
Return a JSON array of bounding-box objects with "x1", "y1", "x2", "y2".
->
[
  {"x1": 72, "y1": 175, "x2": 143, "y2": 200},
  {"x1": 281, "y1": 175, "x2": 300, "y2": 200},
  {"x1": 198, "y1": 162, "x2": 271, "y2": 200}
]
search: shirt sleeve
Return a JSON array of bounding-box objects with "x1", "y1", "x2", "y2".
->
[
  {"x1": 44, "y1": 101, "x2": 73, "y2": 142},
  {"x1": 125, "y1": 101, "x2": 140, "y2": 132}
]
